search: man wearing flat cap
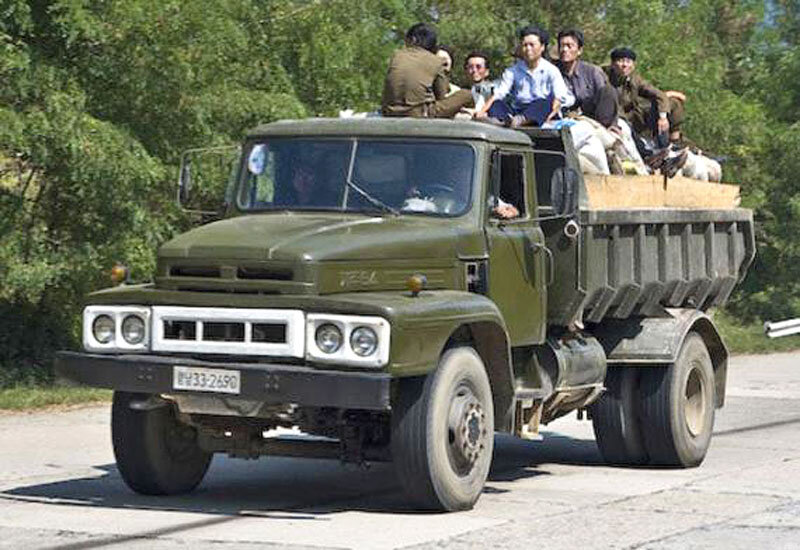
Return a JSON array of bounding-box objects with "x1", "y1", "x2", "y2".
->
[{"x1": 604, "y1": 47, "x2": 685, "y2": 149}]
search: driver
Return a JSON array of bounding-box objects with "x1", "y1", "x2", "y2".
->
[
  {"x1": 403, "y1": 151, "x2": 472, "y2": 214},
  {"x1": 281, "y1": 163, "x2": 339, "y2": 208},
  {"x1": 291, "y1": 165, "x2": 316, "y2": 205}
]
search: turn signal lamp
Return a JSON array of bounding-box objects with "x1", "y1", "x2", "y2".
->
[
  {"x1": 110, "y1": 263, "x2": 129, "y2": 286},
  {"x1": 406, "y1": 274, "x2": 427, "y2": 297}
]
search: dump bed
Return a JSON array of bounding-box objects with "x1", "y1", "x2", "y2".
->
[
  {"x1": 524, "y1": 128, "x2": 756, "y2": 327},
  {"x1": 544, "y1": 206, "x2": 754, "y2": 326}
]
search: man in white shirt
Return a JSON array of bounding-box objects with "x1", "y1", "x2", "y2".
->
[{"x1": 476, "y1": 26, "x2": 574, "y2": 127}]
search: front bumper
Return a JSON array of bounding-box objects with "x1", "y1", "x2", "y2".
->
[{"x1": 55, "y1": 351, "x2": 391, "y2": 411}]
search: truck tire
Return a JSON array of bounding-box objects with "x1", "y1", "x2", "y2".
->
[
  {"x1": 391, "y1": 347, "x2": 494, "y2": 511},
  {"x1": 640, "y1": 333, "x2": 715, "y2": 467},
  {"x1": 112, "y1": 391, "x2": 212, "y2": 495},
  {"x1": 589, "y1": 367, "x2": 647, "y2": 465}
]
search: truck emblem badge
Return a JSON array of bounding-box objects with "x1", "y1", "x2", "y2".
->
[{"x1": 340, "y1": 270, "x2": 379, "y2": 288}]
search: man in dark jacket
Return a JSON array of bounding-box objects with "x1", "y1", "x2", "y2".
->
[
  {"x1": 381, "y1": 23, "x2": 474, "y2": 118},
  {"x1": 604, "y1": 47, "x2": 685, "y2": 148},
  {"x1": 555, "y1": 28, "x2": 617, "y2": 128}
]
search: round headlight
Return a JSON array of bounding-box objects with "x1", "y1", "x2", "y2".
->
[
  {"x1": 350, "y1": 326, "x2": 378, "y2": 357},
  {"x1": 121, "y1": 315, "x2": 146, "y2": 345},
  {"x1": 315, "y1": 323, "x2": 343, "y2": 354},
  {"x1": 92, "y1": 315, "x2": 115, "y2": 344}
]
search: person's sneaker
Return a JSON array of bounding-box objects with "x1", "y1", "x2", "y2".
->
[
  {"x1": 662, "y1": 147, "x2": 689, "y2": 178},
  {"x1": 645, "y1": 147, "x2": 669, "y2": 170},
  {"x1": 508, "y1": 114, "x2": 528, "y2": 128}
]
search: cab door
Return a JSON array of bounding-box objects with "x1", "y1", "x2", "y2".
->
[{"x1": 484, "y1": 148, "x2": 548, "y2": 346}]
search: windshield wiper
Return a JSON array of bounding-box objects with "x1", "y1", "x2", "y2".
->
[{"x1": 344, "y1": 141, "x2": 400, "y2": 216}]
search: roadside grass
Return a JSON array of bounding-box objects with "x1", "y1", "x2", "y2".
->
[
  {"x1": 0, "y1": 386, "x2": 111, "y2": 411},
  {"x1": 714, "y1": 310, "x2": 800, "y2": 355}
]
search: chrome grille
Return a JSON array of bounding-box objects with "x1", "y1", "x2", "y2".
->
[{"x1": 151, "y1": 306, "x2": 304, "y2": 357}]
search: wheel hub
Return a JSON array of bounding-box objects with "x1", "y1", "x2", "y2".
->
[
  {"x1": 684, "y1": 366, "x2": 707, "y2": 437},
  {"x1": 449, "y1": 391, "x2": 487, "y2": 468}
]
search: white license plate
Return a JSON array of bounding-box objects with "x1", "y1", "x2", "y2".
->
[{"x1": 173, "y1": 366, "x2": 241, "y2": 395}]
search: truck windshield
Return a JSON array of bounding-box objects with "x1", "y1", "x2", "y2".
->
[{"x1": 238, "y1": 139, "x2": 475, "y2": 216}]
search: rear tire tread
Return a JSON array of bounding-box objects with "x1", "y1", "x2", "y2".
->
[{"x1": 590, "y1": 368, "x2": 647, "y2": 465}]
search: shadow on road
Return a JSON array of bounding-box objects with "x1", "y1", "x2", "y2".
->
[
  {"x1": 491, "y1": 431, "x2": 604, "y2": 473},
  {"x1": 1, "y1": 430, "x2": 602, "y2": 518}
]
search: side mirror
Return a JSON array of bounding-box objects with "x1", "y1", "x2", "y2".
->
[
  {"x1": 550, "y1": 167, "x2": 580, "y2": 216},
  {"x1": 175, "y1": 146, "x2": 241, "y2": 222},
  {"x1": 178, "y1": 156, "x2": 192, "y2": 206},
  {"x1": 489, "y1": 149, "x2": 501, "y2": 209}
]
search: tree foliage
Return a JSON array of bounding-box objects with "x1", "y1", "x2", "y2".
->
[{"x1": 0, "y1": 0, "x2": 798, "y2": 384}]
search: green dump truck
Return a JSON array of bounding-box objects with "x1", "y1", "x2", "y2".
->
[{"x1": 56, "y1": 118, "x2": 755, "y2": 511}]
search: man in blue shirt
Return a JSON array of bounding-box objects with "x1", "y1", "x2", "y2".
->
[{"x1": 476, "y1": 26, "x2": 574, "y2": 127}]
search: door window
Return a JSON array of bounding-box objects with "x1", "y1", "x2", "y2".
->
[{"x1": 493, "y1": 152, "x2": 526, "y2": 218}]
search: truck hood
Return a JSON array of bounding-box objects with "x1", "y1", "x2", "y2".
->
[
  {"x1": 159, "y1": 213, "x2": 464, "y2": 262},
  {"x1": 155, "y1": 213, "x2": 484, "y2": 294}
]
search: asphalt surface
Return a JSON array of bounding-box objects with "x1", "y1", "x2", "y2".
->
[{"x1": 1, "y1": 351, "x2": 799, "y2": 549}]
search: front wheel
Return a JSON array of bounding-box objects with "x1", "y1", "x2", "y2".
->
[
  {"x1": 640, "y1": 333, "x2": 716, "y2": 467},
  {"x1": 391, "y1": 347, "x2": 494, "y2": 511},
  {"x1": 112, "y1": 391, "x2": 212, "y2": 495}
]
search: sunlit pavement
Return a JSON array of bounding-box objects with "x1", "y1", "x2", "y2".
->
[{"x1": 1, "y1": 351, "x2": 799, "y2": 550}]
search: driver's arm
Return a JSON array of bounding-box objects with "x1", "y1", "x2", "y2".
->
[{"x1": 492, "y1": 197, "x2": 519, "y2": 219}]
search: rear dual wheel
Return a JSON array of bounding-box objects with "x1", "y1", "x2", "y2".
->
[
  {"x1": 588, "y1": 367, "x2": 647, "y2": 465},
  {"x1": 590, "y1": 333, "x2": 715, "y2": 467},
  {"x1": 640, "y1": 333, "x2": 715, "y2": 466}
]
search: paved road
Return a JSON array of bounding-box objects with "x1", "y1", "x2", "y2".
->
[{"x1": 1, "y1": 352, "x2": 799, "y2": 550}]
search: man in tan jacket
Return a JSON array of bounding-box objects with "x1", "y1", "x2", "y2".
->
[
  {"x1": 381, "y1": 23, "x2": 473, "y2": 118},
  {"x1": 604, "y1": 47, "x2": 685, "y2": 148}
]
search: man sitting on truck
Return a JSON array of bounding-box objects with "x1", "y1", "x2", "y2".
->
[
  {"x1": 381, "y1": 23, "x2": 474, "y2": 118},
  {"x1": 605, "y1": 47, "x2": 685, "y2": 147},
  {"x1": 475, "y1": 25, "x2": 574, "y2": 127},
  {"x1": 555, "y1": 28, "x2": 617, "y2": 128},
  {"x1": 435, "y1": 45, "x2": 463, "y2": 97},
  {"x1": 605, "y1": 49, "x2": 684, "y2": 141},
  {"x1": 605, "y1": 48, "x2": 725, "y2": 180},
  {"x1": 463, "y1": 50, "x2": 496, "y2": 113},
  {"x1": 604, "y1": 47, "x2": 690, "y2": 176}
]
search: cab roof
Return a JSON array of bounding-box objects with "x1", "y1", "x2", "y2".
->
[{"x1": 247, "y1": 117, "x2": 533, "y2": 146}]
